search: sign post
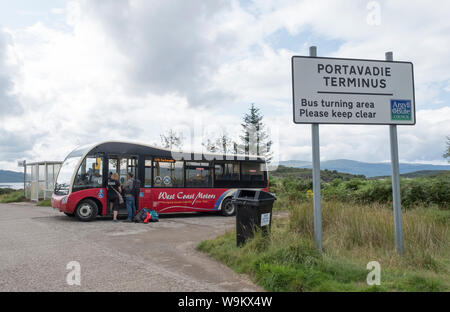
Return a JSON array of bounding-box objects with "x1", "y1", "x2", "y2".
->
[
  {"x1": 309, "y1": 46, "x2": 322, "y2": 252},
  {"x1": 291, "y1": 48, "x2": 414, "y2": 254},
  {"x1": 386, "y1": 51, "x2": 404, "y2": 254}
]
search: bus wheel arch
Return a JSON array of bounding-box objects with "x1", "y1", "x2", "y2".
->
[
  {"x1": 75, "y1": 198, "x2": 99, "y2": 221},
  {"x1": 220, "y1": 196, "x2": 235, "y2": 216},
  {"x1": 89, "y1": 197, "x2": 103, "y2": 215}
]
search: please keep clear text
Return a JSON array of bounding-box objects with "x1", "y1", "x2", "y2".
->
[{"x1": 299, "y1": 98, "x2": 377, "y2": 119}]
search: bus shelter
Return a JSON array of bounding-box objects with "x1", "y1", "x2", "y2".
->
[{"x1": 24, "y1": 161, "x2": 62, "y2": 201}]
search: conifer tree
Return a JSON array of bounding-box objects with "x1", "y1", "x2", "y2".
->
[{"x1": 239, "y1": 103, "x2": 273, "y2": 162}]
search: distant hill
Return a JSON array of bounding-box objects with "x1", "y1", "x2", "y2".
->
[
  {"x1": 0, "y1": 170, "x2": 23, "y2": 183},
  {"x1": 279, "y1": 160, "x2": 311, "y2": 168},
  {"x1": 372, "y1": 170, "x2": 450, "y2": 179},
  {"x1": 270, "y1": 165, "x2": 364, "y2": 182},
  {"x1": 279, "y1": 159, "x2": 450, "y2": 178}
]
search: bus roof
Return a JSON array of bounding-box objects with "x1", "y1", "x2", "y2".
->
[{"x1": 66, "y1": 140, "x2": 266, "y2": 162}]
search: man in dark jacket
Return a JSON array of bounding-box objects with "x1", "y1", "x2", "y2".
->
[{"x1": 123, "y1": 172, "x2": 136, "y2": 222}]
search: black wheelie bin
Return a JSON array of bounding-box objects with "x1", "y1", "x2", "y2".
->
[{"x1": 232, "y1": 189, "x2": 277, "y2": 246}]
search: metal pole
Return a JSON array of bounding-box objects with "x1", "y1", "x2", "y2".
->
[
  {"x1": 386, "y1": 51, "x2": 404, "y2": 254},
  {"x1": 310, "y1": 46, "x2": 322, "y2": 252},
  {"x1": 23, "y1": 160, "x2": 26, "y2": 198},
  {"x1": 44, "y1": 163, "x2": 48, "y2": 200}
]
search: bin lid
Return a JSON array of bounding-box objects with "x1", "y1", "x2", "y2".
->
[{"x1": 233, "y1": 189, "x2": 276, "y2": 201}]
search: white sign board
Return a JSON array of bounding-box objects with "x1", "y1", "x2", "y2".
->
[
  {"x1": 261, "y1": 213, "x2": 270, "y2": 227},
  {"x1": 292, "y1": 56, "x2": 415, "y2": 125}
]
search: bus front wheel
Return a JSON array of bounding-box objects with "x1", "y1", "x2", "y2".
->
[
  {"x1": 75, "y1": 199, "x2": 98, "y2": 222},
  {"x1": 221, "y1": 198, "x2": 235, "y2": 216}
]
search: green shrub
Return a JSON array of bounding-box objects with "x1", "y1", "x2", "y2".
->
[
  {"x1": 356, "y1": 180, "x2": 392, "y2": 204},
  {"x1": 428, "y1": 177, "x2": 450, "y2": 209},
  {"x1": 272, "y1": 174, "x2": 449, "y2": 210},
  {"x1": 0, "y1": 190, "x2": 26, "y2": 203},
  {"x1": 345, "y1": 178, "x2": 364, "y2": 191},
  {"x1": 37, "y1": 199, "x2": 52, "y2": 207},
  {"x1": 0, "y1": 188, "x2": 16, "y2": 195}
]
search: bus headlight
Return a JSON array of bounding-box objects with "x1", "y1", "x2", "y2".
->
[{"x1": 61, "y1": 196, "x2": 69, "y2": 204}]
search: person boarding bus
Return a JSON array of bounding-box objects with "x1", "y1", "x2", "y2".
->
[
  {"x1": 123, "y1": 172, "x2": 137, "y2": 222},
  {"x1": 107, "y1": 173, "x2": 122, "y2": 222}
]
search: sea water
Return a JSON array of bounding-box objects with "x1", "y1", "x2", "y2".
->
[{"x1": 0, "y1": 183, "x2": 24, "y2": 190}]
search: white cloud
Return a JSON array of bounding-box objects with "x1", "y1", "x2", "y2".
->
[
  {"x1": 50, "y1": 8, "x2": 65, "y2": 15},
  {"x1": 0, "y1": 30, "x2": 22, "y2": 117}
]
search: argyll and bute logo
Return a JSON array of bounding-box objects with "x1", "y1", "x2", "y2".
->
[{"x1": 390, "y1": 99, "x2": 412, "y2": 121}]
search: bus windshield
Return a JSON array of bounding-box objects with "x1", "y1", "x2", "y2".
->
[{"x1": 54, "y1": 156, "x2": 81, "y2": 195}]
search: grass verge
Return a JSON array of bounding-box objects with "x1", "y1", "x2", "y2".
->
[
  {"x1": 0, "y1": 189, "x2": 26, "y2": 203},
  {"x1": 198, "y1": 201, "x2": 449, "y2": 292},
  {"x1": 37, "y1": 199, "x2": 52, "y2": 207}
]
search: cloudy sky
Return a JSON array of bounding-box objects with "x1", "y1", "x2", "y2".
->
[{"x1": 0, "y1": 0, "x2": 449, "y2": 171}]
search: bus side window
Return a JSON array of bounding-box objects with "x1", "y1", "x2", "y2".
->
[
  {"x1": 153, "y1": 160, "x2": 183, "y2": 188},
  {"x1": 144, "y1": 159, "x2": 152, "y2": 187},
  {"x1": 241, "y1": 162, "x2": 264, "y2": 182},
  {"x1": 185, "y1": 162, "x2": 212, "y2": 188},
  {"x1": 214, "y1": 162, "x2": 239, "y2": 181}
]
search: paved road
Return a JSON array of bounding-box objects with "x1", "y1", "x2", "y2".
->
[{"x1": 0, "y1": 202, "x2": 262, "y2": 292}]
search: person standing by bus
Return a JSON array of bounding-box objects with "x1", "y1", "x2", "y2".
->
[
  {"x1": 107, "y1": 173, "x2": 122, "y2": 222},
  {"x1": 123, "y1": 172, "x2": 136, "y2": 222}
]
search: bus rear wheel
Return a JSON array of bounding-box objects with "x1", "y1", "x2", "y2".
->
[
  {"x1": 221, "y1": 198, "x2": 235, "y2": 216},
  {"x1": 75, "y1": 199, "x2": 98, "y2": 222}
]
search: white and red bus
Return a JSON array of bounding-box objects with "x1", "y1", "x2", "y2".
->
[{"x1": 52, "y1": 141, "x2": 268, "y2": 221}]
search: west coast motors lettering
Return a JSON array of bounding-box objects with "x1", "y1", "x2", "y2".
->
[{"x1": 157, "y1": 191, "x2": 216, "y2": 205}]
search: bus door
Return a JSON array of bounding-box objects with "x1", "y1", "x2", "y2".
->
[
  {"x1": 125, "y1": 157, "x2": 139, "y2": 211},
  {"x1": 139, "y1": 157, "x2": 153, "y2": 211},
  {"x1": 107, "y1": 156, "x2": 139, "y2": 215}
]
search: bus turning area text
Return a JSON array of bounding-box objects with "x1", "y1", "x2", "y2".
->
[{"x1": 298, "y1": 98, "x2": 377, "y2": 120}]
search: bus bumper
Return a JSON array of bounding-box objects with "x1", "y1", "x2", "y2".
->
[{"x1": 51, "y1": 194, "x2": 73, "y2": 214}]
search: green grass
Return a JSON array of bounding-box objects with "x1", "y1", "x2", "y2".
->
[
  {"x1": 0, "y1": 189, "x2": 26, "y2": 203},
  {"x1": 37, "y1": 199, "x2": 52, "y2": 207},
  {"x1": 0, "y1": 189, "x2": 51, "y2": 206},
  {"x1": 198, "y1": 200, "x2": 449, "y2": 292}
]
